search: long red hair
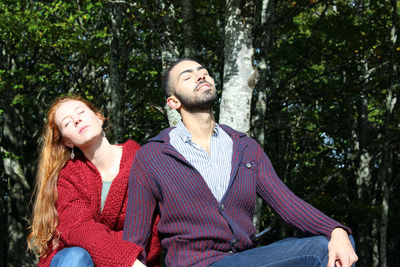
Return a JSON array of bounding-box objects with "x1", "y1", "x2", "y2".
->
[{"x1": 27, "y1": 95, "x2": 104, "y2": 257}]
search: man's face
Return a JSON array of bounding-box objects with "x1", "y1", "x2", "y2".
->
[{"x1": 169, "y1": 60, "x2": 217, "y2": 112}]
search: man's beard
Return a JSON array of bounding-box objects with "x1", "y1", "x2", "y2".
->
[{"x1": 175, "y1": 81, "x2": 218, "y2": 112}]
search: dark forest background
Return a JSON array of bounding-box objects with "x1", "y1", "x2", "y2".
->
[{"x1": 1, "y1": 1, "x2": 399, "y2": 266}]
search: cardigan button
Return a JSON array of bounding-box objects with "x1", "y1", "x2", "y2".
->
[
  {"x1": 220, "y1": 204, "x2": 225, "y2": 211},
  {"x1": 246, "y1": 163, "x2": 252, "y2": 168},
  {"x1": 231, "y1": 239, "x2": 238, "y2": 245}
]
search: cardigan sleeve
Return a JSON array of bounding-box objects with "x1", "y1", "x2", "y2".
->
[
  {"x1": 254, "y1": 142, "x2": 351, "y2": 239},
  {"x1": 123, "y1": 148, "x2": 158, "y2": 264},
  {"x1": 56, "y1": 172, "x2": 143, "y2": 267},
  {"x1": 144, "y1": 214, "x2": 162, "y2": 267}
]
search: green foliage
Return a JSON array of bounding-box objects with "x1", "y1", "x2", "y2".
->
[
  {"x1": 252, "y1": 0, "x2": 399, "y2": 265},
  {"x1": 1, "y1": 0, "x2": 399, "y2": 266}
]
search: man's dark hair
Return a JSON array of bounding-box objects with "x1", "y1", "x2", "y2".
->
[{"x1": 162, "y1": 58, "x2": 196, "y2": 99}]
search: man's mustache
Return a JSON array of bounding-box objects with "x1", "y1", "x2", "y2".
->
[{"x1": 194, "y1": 81, "x2": 212, "y2": 92}]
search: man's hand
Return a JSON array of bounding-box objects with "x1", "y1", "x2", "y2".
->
[{"x1": 327, "y1": 228, "x2": 358, "y2": 267}]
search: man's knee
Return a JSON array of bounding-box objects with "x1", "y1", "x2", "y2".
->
[{"x1": 308, "y1": 235, "x2": 329, "y2": 254}]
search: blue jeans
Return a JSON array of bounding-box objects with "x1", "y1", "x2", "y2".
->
[
  {"x1": 209, "y1": 235, "x2": 356, "y2": 267},
  {"x1": 50, "y1": 247, "x2": 94, "y2": 267}
]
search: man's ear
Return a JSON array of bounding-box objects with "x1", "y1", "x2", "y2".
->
[{"x1": 167, "y1": 95, "x2": 181, "y2": 110}]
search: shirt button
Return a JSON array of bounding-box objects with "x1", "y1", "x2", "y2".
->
[
  {"x1": 220, "y1": 204, "x2": 225, "y2": 211},
  {"x1": 246, "y1": 163, "x2": 252, "y2": 168}
]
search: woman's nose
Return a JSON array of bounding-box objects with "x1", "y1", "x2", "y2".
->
[{"x1": 71, "y1": 115, "x2": 81, "y2": 126}]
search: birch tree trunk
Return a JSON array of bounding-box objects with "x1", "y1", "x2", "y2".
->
[
  {"x1": 160, "y1": 1, "x2": 181, "y2": 127},
  {"x1": 219, "y1": 0, "x2": 260, "y2": 233},
  {"x1": 219, "y1": 0, "x2": 255, "y2": 135},
  {"x1": 380, "y1": 2, "x2": 398, "y2": 265}
]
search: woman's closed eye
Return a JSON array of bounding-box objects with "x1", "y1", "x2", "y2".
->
[{"x1": 64, "y1": 119, "x2": 71, "y2": 128}]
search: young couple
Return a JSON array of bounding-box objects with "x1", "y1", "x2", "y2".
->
[{"x1": 28, "y1": 58, "x2": 357, "y2": 267}]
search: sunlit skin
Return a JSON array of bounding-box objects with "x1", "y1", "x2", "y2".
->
[
  {"x1": 54, "y1": 100, "x2": 122, "y2": 182},
  {"x1": 55, "y1": 100, "x2": 104, "y2": 150},
  {"x1": 166, "y1": 60, "x2": 218, "y2": 154},
  {"x1": 166, "y1": 60, "x2": 358, "y2": 267},
  {"x1": 168, "y1": 60, "x2": 217, "y2": 113}
]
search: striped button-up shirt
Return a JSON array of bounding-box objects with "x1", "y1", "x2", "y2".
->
[{"x1": 169, "y1": 121, "x2": 233, "y2": 202}]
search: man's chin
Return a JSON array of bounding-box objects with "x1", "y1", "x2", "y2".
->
[{"x1": 182, "y1": 102, "x2": 215, "y2": 113}]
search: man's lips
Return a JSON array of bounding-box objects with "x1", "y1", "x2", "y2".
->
[
  {"x1": 194, "y1": 81, "x2": 212, "y2": 92},
  {"x1": 79, "y1": 125, "x2": 89, "y2": 134}
]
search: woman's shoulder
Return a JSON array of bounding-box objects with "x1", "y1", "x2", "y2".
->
[
  {"x1": 59, "y1": 157, "x2": 82, "y2": 176},
  {"x1": 58, "y1": 155, "x2": 96, "y2": 186},
  {"x1": 118, "y1": 139, "x2": 141, "y2": 171},
  {"x1": 122, "y1": 139, "x2": 141, "y2": 152},
  {"x1": 121, "y1": 139, "x2": 141, "y2": 159}
]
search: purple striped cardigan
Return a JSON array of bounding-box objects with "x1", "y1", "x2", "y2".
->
[{"x1": 123, "y1": 125, "x2": 350, "y2": 267}]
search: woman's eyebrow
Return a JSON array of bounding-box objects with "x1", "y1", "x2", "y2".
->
[{"x1": 60, "y1": 105, "x2": 85, "y2": 122}]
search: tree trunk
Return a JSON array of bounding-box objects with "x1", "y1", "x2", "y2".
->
[
  {"x1": 251, "y1": 0, "x2": 273, "y2": 233},
  {"x1": 355, "y1": 92, "x2": 375, "y2": 266},
  {"x1": 380, "y1": 2, "x2": 397, "y2": 264},
  {"x1": 182, "y1": 0, "x2": 196, "y2": 58},
  {"x1": 219, "y1": 0, "x2": 255, "y2": 135},
  {"x1": 2, "y1": 110, "x2": 34, "y2": 266},
  {"x1": 107, "y1": 4, "x2": 124, "y2": 142},
  {"x1": 371, "y1": 186, "x2": 379, "y2": 267},
  {"x1": 159, "y1": 1, "x2": 181, "y2": 127},
  {"x1": 351, "y1": 52, "x2": 386, "y2": 266}
]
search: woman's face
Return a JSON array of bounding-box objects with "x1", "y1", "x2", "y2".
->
[{"x1": 54, "y1": 100, "x2": 103, "y2": 149}]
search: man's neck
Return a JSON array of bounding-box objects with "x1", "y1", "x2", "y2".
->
[{"x1": 180, "y1": 109, "x2": 215, "y2": 154}]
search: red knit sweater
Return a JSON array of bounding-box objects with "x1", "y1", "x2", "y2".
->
[{"x1": 38, "y1": 140, "x2": 161, "y2": 267}]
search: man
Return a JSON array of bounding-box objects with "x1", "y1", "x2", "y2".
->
[{"x1": 123, "y1": 58, "x2": 358, "y2": 267}]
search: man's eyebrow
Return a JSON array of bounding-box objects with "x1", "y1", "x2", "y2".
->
[{"x1": 177, "y1": 66, "x2": 206, "y2": 80}]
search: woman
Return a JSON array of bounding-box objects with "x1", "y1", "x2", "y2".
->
[{"x1": 27, "y1": 96, "x2": 160, "y2": 267}]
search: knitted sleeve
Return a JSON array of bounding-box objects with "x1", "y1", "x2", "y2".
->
[
  {"x1": 254, "y1": 141, "x2": 352, "y2": 239},
  {"x1": 56, "y1": 172, "x2": 143, "y2": 267}
]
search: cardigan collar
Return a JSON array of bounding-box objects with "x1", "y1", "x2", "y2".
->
[
  {"x1": 148, "y1": 123, "x2": 249, "y2": 204},
  {"x1": 148, "y1": 123, "x2": 247, "y2": 144}
]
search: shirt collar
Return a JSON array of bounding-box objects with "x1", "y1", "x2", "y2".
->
[{"x1": 175, "y1": 120, "x2": 220, "y2": 143}]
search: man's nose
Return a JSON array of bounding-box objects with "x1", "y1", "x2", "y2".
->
[{"x1": 196, "y1": 72, "x2": 206, "y2": 82}]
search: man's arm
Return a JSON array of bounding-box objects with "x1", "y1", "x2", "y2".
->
[
  {"x1": 256, "y1": 146, "x2": 349, "y2": 237},
  {"x1": 123, "y1": 150, "x2": 157, "y2": 264},
  {"x1": 254, "y1": 143, "x2": 357, "y2": 265}
]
